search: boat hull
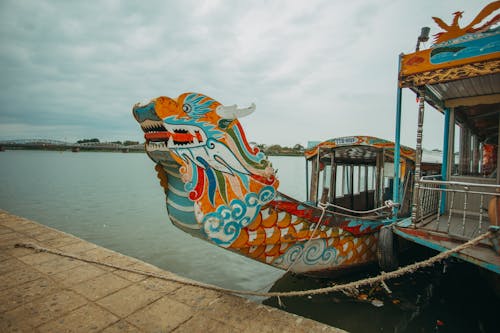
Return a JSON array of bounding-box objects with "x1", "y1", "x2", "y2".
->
[{"x1": 165, "y1": 190, "x2": 383, "y2": 275}]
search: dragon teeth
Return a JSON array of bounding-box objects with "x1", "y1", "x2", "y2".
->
[
  {"x1": 141, "y1": 120, "x2": 165, "y2": 131},
  {"x1": 146, "y1": 141, "x2": 169, "y2": 152}
]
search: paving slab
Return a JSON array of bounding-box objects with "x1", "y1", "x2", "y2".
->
[
  {"x1": 0, "y1": 209, "x2": 346, "y2": 332},
  {"x1": 51, "y1": 262, "x2": 107, "y2": 286},
  {"x1": 100, "y1": 320, "x2": 143, "y2": 333},
  {"x1": 126, "y1": 296, "x2": 193, "y2": 332},
  {"x1": 96, "y1": 283, "x2": 163, "y2": 317},
  {"x1": 0, "y1": 266, "x2": 46, "y2": 291},
  {"x1": 0, "y1": 277, "x2": 60, "y2": 313},
  {"x1": 174, "y1": 314, "x2": 236, "y2": 333},
  {"x1": 69, "y1": 273, "x2": 133, "y2": 301},
  {"x1": 0, "y1": 226, "x2": 14, "y2": 235},
  {"x1": 37, "y1": 303, "x2": 119, "y2": 333},
  {"x1": 0, "y1": 257, "x2": 29, "y2": 275},
  {"x1": 3, "y1": 290, "x2": 87, "y2": 328},
  {"x1": 58, "y1": 241, "x2": 98, "y2": 254}
]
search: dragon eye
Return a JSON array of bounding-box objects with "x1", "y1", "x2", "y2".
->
[{"x1": 182, "y1": 103, "x2": 192, "y2": 113}]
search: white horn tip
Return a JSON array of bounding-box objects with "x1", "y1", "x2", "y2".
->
[{"x1": 217, "y1": 102, "x2": 256, "y2": 119}]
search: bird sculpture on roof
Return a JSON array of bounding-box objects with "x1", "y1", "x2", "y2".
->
[{"x1": 432, "y1": 1, "x2": 500, "y2": 44}]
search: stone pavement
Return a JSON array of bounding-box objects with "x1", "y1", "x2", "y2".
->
[{"x1": 0, "y1": 210, "x2": 345, "y2": 332}]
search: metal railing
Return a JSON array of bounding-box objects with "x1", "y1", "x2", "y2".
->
[
  {"x1": 415, "y1": 175, "x2": 442, "y2": 223},
  {"x1": 414, "y1": 176, "x2": 500, "y2": 240}
]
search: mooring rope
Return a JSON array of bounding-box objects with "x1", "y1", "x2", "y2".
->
[
  {"x1": 15, "y1": 229, "x2": 493, "y2": 298},
  {"x1": 321, "y1": 200, "x2": 398, "y2": 215}
]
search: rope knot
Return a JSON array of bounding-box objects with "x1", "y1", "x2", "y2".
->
[{"x1": 384, "y1": 200, "x2": 400, "y2": 208}]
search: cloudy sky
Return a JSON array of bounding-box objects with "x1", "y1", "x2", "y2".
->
[{"x1": 0, "y1": 0, "x2": 493, "y2": 148}]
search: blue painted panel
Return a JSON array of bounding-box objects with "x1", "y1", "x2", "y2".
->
[{"x1": 431, "y1": 31, "x2": 500, "y2": 64}]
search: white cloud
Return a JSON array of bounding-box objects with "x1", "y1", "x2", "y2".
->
[{"x1": 0, "y1": 0, "x2": 493, "y2": 149}]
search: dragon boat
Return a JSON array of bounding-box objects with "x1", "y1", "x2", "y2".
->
[{"x1": 132, "y1": 94, "x2": 426, "y2": 275}]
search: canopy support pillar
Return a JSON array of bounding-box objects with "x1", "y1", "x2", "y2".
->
[
  {"x1": 440, "y1": 107, "x2": 450, "y2": 214},
  {"x1": 393, "y1": 53, "x2": 404, "y2": 219},
  {"x1": 411, "y1": 88, "x2": 426, "y2": 226}
]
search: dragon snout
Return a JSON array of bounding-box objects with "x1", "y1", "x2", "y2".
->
[
  {"x1": 132, "y1": 101, "x2": 161, "y2": 125},
  {"x1": 133, "y1": 101, "x2": 208, "y2": 151}
]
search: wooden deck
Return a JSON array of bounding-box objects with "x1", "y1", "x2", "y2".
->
[
  {"x1": 395, "y1": 213, "x2": 500, "y2": 273},
  {"x1": 417, "y1": 212, "x2": 490, "y2": 241}
]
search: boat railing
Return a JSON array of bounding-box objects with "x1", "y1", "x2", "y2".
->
[
  {"x1": 414, "y1": 175, "x2": 442, "y2": 223},
  {"x1": 276, "y1": 191, "x2": 394, "y2": 222},
  {"x1": 414, "y1": 176, "x2": 500, "y2": 241}
]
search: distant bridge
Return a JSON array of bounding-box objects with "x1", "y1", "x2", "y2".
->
[
  {"x1": 0, "y1": 139, "x2": 145, "y2": 152},
  {"x1": 0, "y1": 139, "x2": 72, "y2": 145}
]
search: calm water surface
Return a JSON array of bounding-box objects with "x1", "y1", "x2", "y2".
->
[{"x1": 0, "y1": 150, "x2": 498, "y2": 332}]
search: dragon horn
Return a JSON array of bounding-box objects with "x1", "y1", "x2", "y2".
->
[{"x1": 216, "y1": 103, "x2": 256, "y2": 119}]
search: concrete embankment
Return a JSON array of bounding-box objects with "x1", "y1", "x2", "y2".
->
[{"x1": 0, "y1": 210, "x2": 345, "y2": 332}]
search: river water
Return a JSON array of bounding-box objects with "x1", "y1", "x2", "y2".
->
[{"x1": 0, "y1": 150, "x2": 498, "y2": 332}]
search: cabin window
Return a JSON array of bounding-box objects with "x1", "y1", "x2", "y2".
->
[
  {"x1": 317, "y1": 158, "x2": 332, "y2": 203},
  {"x1": 335, "y1": 165, "x2": 343, "y2": 197},
  {"x1": 310, "y1": 152, "x2": 334, "y2": 204},
  {"x1": 343, "y1": 165, "x2": 352, "y2": 195},
  {"x1": 359, "y1": 166, "x2": 366, "y2": 192},
  {"x1": 307, "y1": 158, "x2": 317, "y2": 202},
  {"x1": 334, "y1": 164, "x2": 355, "y2": 198},
  {"x1": 353, "y1": 166, "x2": 360, "y2": 194},
  {"x1": 367, "y1": 166, "x2": 375, "y2": 191}
]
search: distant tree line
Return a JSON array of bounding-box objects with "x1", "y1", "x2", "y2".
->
[
  {"x1": 77, "y1": 138, "x2": 140, "y2": 146},
  {"x1": 111, "y1": 140, "x2": 140, "y2": 146},
  {"x1": 255, "y1": 143, "x2": 305, "y2": 156}
]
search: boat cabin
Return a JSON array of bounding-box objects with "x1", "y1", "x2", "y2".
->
[
  {"x1": 305, "y1": 136, "x2": 417, "y2": 218},
  {"x1": 392, "y1": 2, "x2": 500, "y2": 273}
]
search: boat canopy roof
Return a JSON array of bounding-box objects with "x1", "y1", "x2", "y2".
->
[
  {"x1": 304, "y1": 135, "x2": 416, "y2": 163},
  {"x1": 399, "y1": 1, "x2": 500, "y2": 142}
]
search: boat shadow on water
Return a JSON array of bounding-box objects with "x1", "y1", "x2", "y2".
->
[{"x1": 262, "y1": 247, "x2": 500, "y2": 333}]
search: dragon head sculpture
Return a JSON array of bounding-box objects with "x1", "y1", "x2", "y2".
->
[
  {"x1": 133, "y1": 92, "x2": 279, "y2": 246},
  {"x1": 133, "y1": 92, "x2": 382, "y2": 274}
]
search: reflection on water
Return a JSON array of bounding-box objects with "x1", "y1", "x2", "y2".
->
[{"x1": 0, "y1": 151, "x2": 499, "y2": 332}]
